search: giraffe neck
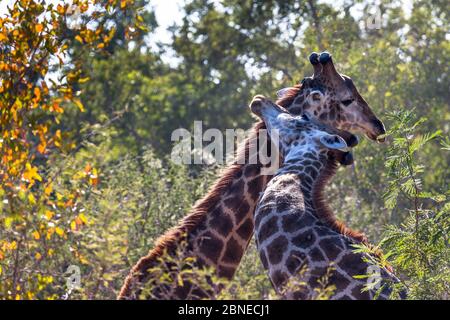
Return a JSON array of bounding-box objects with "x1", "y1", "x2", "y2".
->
[
  {"x1": 118, "y1": 122, "x2": 273, "y2": 299},
  {"x1": 275, "y1": 150, "x2": 328, "y2": 199},
  {"x1": 254, "y1": 155, "x2": 401, "y2": 300}
]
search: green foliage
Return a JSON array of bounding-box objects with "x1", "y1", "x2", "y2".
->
[
  {"x1": 63, "y1": 135, "x2": 216, "y2": 299},
  {"x1": 379, "y1": 111, "x2": 450, "y2": 299},
  {"x1": 351, "y1": 110, "x2": 449, "y2": 299},
  {"x1": 0, "y1": 0, "x2": 148, "y2": 300},
  {"x1": 1, "y1": 0, "x2": 449, "y2": 299}
]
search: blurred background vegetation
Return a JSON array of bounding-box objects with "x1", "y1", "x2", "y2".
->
[{"x1": 0, "y1": 0, "x2": 448, "y2": 299}]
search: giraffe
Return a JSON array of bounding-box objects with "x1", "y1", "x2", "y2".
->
[
  {"x1": 118, "y1": 51, "x2": 386, "y2": 299},
  {"x1": 250, "y1": 95, "x2": 401, "y2": 300}
]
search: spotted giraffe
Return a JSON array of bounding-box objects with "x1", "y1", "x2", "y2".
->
[
  {"x1": 250, "y1": 96, "x2": 402, "y2": 300},
  {"x1": 118, "y1": 52, "x2": 386, "y2": 299}
]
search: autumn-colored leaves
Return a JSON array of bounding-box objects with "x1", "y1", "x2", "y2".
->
[{"x1": 0, "y1": 0, "x2": 144, "y2": 299}]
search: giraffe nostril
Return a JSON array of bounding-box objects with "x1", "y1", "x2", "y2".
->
[{"x1": 371, "y1": 119, "x2": 386, "y2": 134}]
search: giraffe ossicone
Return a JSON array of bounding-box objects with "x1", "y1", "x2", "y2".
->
[{"x1": 251, "y1": 96, "x2": 403, "y2": 299}]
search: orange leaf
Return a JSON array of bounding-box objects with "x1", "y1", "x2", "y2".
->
[
  {"x1": 33, "y1": 87, "x2": 41, "y2": 100},
  {"x1": 57, "y1": 4, "x2": 65, "y2": 14},
  {"x1": 37, "y1": 141, "x2": 47, "y2": 154},
  {"x1": 45, "y1": 210, "x2": 54, "y2": 220},
  {"x1": 78, "y1": 213, "x2": 87, "y2": 224},
  {"x1": 44, "y1": 183, "x2": 53, "y2": 196}
]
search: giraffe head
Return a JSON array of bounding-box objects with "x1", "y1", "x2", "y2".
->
[
  {"x1": 277, "y1": 51, "x2": 386, "y2": 142},
  {"x1": 250, "y1": 95, "x2": 354, "y2": 164}
]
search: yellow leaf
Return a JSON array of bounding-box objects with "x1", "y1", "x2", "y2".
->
[
  {"x1": 54, "y1": 129, "x2": 62, "y2": 147},
  {"x1": 70, "y1": 220, "x2": 77, "y2": 231},
  {"x1": 23, "y1": 163, "x2": 42, "y2": 183},
  {"x1": 46, "y1": 228, "x2": 54, "y2": 239},
  {"x1": 32, "y1": 231, "x2": 40, "y2": 240},
  {"x1": 35, "y1": 252, "x2": 42, "y2": 260},
  {"x1": 177, "y1": 274, "x2": 183, "y2": 287},
  {"x1": 55, "y1": 227, "x2": 64, "y2": 237},
  {"x1": 79, "y1": 254, "x2": 89, "y2": 264},
  {"x1": 10, "y1": 241, "x2": 17, "y2": 250},
  {"x1": 75, "y1": 35, "x2": 83, "y2": 43},
  {"x1": 97, "y1": 43, "x2": 105, "y2": 49},
  {"x1": 78, "y1": 213, "x2": 87, "y2": 224},
  {"x1": 90, "y1": 168, "x2": 99, "y2": 186},
  {"x1": 120, "y1": 0, "x2": 127, "y2": 9},
  {"x1": 73, "y1": 99, "x2": 84, "y2": 112},
  {"x1": 4, "y1": 217, "x2": 13, "y2": 228},
  {"x1": 78, "y1": 77, "x2": 90, "y2": 84},
  {"x1": 28, "y1": 193, "x2": 36, "y2": 205}
]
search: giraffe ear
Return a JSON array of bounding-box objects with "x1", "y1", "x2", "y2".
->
[
  {"x1": 319, "y1": 134, "x2": 348, "y2": 150},
  {"x1": 276, "y1": 87, "x2": 292, "y2": 99}
]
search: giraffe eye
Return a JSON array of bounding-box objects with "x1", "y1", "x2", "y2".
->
[{"x1": 341, "y1": 99, "x2": 354, "y2": 106}]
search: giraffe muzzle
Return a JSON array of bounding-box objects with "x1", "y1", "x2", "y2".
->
[{"x1": 370, "y1": 118, "x2": 386, "y2": 142}]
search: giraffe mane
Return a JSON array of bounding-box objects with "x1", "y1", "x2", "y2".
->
[
  {"x1": 276, "y1": 84, "x2": 302, "y2": 107},
  {"x1": 118, "y1": 121, "x2": 266, "y2": 299},
  {"x1": 311, "y1": 155, "x2": 391, "y2": 268},
  {"x1": 311, "y1": 157, "x2": 367, "y2": 242}
]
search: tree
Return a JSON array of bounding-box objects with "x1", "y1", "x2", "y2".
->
[{"x1": 0, "y1": 0, "x2": 145, "y2": 299}]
